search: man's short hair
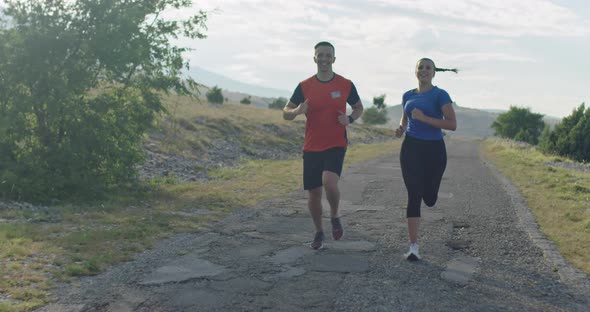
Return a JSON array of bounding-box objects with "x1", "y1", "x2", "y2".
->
[{"x1": 314, "y1": 41, "x2": 335, "y2": 53}]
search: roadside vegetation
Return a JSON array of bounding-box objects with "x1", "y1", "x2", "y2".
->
[
  {"x1": 483, "y1": 139, "x2": 590, "y2": 274},
  {"x1": 485, "y1": 103, "x2": 590, "y2": 274},
  {"x1": 0, "y1": 94, "x2": 396, "y2": 311}
]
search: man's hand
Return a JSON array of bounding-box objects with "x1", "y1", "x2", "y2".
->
[
  {"x1": 337, "y1": 111, "x2": 349, "y2": 126},
  {"x1": 296, "y1": 99, "x2": 309, "y2": 115}
]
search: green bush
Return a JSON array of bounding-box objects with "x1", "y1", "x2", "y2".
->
[
  {"x1": 362, "y1": 94, "x2": 389, "y2": 125},
  {"x1": 240, "y1": 96, "x2": 251, "y2": 105},
  {"x1": 539, "y1": 103, "x2": 590, "y2": 163},
  {"x1": 268, "y1": 97, "x2": 287, "y2": 110},
  {"x1": 362, "y1": 107, "x2": 388, "y2": 125},
  {"x1": 206, "y1": 86, "x2": 224, "y2": 104},
  {"x1": 491, "y1": 106, "x2": 545, "y2": 145}
]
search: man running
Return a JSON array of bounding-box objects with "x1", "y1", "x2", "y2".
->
[{"x1": 283, "y1": 41, "x2": 364, "y2": 249}]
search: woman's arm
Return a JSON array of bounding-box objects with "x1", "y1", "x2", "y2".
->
[
  {"x1": 395, "y1": 110, "x2": 408, "y2": 137},
  {"x1": 411, "y1": 102, "x2": 457, "y2": 131}
]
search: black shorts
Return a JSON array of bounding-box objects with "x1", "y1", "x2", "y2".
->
[{"x1": 303, "y1": 147, "x2": 346, "y2": 190}]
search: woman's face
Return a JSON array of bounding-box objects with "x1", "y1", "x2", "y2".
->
[{"x1": 415, "y1": 59, "x2": 435, "y2": 84}]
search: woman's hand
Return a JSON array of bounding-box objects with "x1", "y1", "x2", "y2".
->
[
  {"x1": 395, "y1": 125, "x2": 405, "y2": 138},
  {"x1": 411, "y1": 108, "x2": 425, "y2": 121}
]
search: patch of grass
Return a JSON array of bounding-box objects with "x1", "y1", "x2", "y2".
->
[
  {"x1": 0, "y1": 140, "x2": 398, "y2": 309},
  {"x1": 0, "y1": 95, "x2": 396, "y2": 310},
  {"x1": 483, "y1": 138, "x2": 590, "y2": 273}
]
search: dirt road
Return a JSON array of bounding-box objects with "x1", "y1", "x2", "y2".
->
[{"x1": 38, "y1": 139, "x2": 589, "y2": 312}]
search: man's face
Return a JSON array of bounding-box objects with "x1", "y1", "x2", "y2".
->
[{"x1": 314, "y1": 45, "x2": 335, "y2": 72}]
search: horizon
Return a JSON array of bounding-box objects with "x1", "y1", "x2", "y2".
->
[
  {"x1": 190, "y1": 66, "x2": 565, "y2": 120},
  {"x1": 169, "y1": 0, "x2": 589, "y2": 119}
]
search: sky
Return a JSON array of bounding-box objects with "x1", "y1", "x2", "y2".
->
[{"x1": 172, "y1": 0, "x2": 590, "y2": 118}]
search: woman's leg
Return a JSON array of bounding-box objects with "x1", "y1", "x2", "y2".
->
[
  {"x1": 407, "y1": 217, "x2": 420, "y2": 244},
  {"x1": 423, "y1": 140, "x2": 447, "y2": 207},
  {"x1": 400, "y1": 137, "x2": 424, "y2": 244}
]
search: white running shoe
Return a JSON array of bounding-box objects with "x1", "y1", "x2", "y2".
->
[{"x1": 404, "y1": 243, "x2": 421, "y2": 261}]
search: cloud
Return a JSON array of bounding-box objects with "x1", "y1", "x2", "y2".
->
[
  {"x1": 368, "y1": 0, "x2": 589, "y2": 37},
  {"x1": 173, "y1": 1, "x2": 588, "y2": 117}
]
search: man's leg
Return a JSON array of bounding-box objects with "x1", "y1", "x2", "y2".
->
[
  {"x1": 303, "y1": 151, "x2": 325, "y2": 249},
  {"x1": 308, "y1": 186, "x2": 323, "y2": 233},
  {"x1": 323, "y1": 171, "x2": 340, "y2": 218},
  {"x1": 322, "y1": 147, "x2": 346, "y2": 240},
  {"x1": 324, "y1": 171, "x2": 344, "y2": 240}
]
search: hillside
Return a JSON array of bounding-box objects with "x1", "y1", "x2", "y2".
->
[
  {"x1": 193, "y1": 84, "x2": 278, "y2": 109},
  {"x1": 141, "y1": 94, "x2": 395, "y2": 182},
  {"x1": 190, "y1": 67, "x2": 564, "y2": 140},
  {"x1": 189, "y1": 67, "x2": 290, "y2": 101}
]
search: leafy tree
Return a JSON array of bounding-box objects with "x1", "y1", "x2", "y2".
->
[
  {"x1": 268, "y1": 97, "x2": 287, "y2": 110},
  {"x1": 539, "y1": 103, "x2": 590, "y2": 163},
  {"x1": 373, "y1": 94, "x2": 386, "y2": 110},
  {"x1": 362, "y1": 94, "x2": 389, "y2": 125},
  {"x1": 0, "y1": 0, "x2": 208, "y2": 201},
  {"x1": 538, "y1": 124, "x2": 553, "y2": 151},
  {"x1": 206, "y1": 86, "x2": 224, "y2": 104},
  {"x1": 240, "y1": 96, "x2": 251, "y2": 105},
  {"x1": 491, "y1": 106, "x2": 545, "y2": 145}
]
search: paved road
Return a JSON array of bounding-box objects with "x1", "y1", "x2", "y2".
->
[{"x1": 38, "y1": 138, "x2": 589, "y2": 312}]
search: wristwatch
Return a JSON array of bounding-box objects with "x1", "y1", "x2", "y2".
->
[{"x1": 348, "y1": 115, "x2": 354, "y2": 124}]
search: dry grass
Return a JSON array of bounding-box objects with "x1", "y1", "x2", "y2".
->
[{"x1": 483, "y1": 138, "x2": 590, "y2": 274}]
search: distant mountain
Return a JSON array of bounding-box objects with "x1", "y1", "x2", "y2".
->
[
  {"x1": 386, "y1": 103, "x2": 497, "y2": 139},
  {"x1": 188, "y1": 67, "x2": 291, "y2": 99},
  {"x1": 480, "y1": 108, "x2": 506, "y2": 114},
  {"x1": 385, "y1": 104, "x2": 562, "y2": 139},
  {"x1": 480, "y1": 108, "x2": 560, "y2": 128},
  {"x1": 188, "y1": 68, "x2": 562, "y2": 137}
]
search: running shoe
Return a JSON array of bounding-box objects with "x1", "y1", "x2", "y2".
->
[
  {"x1": 310, "y1": 231, "x2": 325, "y2": 250},
  {"x1": 404, "y1": 243, "x2": 421, "y2": 261},
  {"x1": 331, "y1": 217, "x2": 344, "y2": 240}
]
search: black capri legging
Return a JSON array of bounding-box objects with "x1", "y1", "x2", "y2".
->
[{"x1": 400, "y1": 135, "x2": 447, "y2": 218}]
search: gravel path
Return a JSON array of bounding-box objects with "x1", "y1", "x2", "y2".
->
[{"x1": 36, "y1": 138, "x2": 589, "y2": 312}]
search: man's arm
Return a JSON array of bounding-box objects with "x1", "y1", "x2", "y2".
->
[
  {"x1": 348, "y1": 100, "x2": 363, "y2": 122},
  {"x1": 283, "y1": 99, "x2": 308, "y2": 120}
]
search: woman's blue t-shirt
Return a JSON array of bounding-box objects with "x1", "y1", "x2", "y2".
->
[{"x1": 402, "y1": 86, "x2": 452, "y2": 140}]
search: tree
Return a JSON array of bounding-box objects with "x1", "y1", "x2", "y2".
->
[
  {"x1": 373, "y1": 94, "x2": 386, "y2": 110},
  {"x1": 268, "y1": 97, "x2": 287, "y2": 110},
  {"x1": 0, "y1": 0, "x2": 208, "y2": 201},
  {"x1": 362, "y1": 94, "x2": 389, "y2": 125},
  {"x1": 206, "y1": 86, "x2": 223, "y2": 104},
  {"x1": 491, "y1": 106, "x2": 545, "y2": 145},
  {"x1": 539, "y1": 103, "x2": 590, "y2": 163},
  {"x1": 240, "y1": 96, "x2": 251, "y2": 105}
]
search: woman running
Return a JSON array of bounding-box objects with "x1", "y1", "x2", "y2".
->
[{"x1": 395, "y1": 58, "x2": 458, "y2": 260}]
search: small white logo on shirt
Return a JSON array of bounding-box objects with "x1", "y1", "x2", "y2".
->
[{"x1": 331, "y1": 91, "x2": 341, "y2": 98}]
